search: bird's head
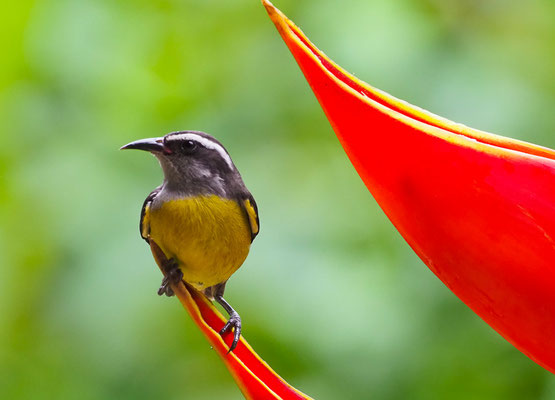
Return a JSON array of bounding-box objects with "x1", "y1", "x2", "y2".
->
[{"x1": 121, "y1": 131, "x2": 240, "y2": 196}]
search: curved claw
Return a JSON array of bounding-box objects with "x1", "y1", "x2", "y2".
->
[
  {"x1": 220, "y1": 313, "x2": 242, "y2": 353},
  {"x1": 157, "y1": 277, "x2": 175, "y2": 296},
  {"x1": 157, "y1": 261, "x2": 183, "y2": 297}
]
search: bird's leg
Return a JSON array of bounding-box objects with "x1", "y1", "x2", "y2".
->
[
  {"x1": 216, "y1": 295, "x2": 242, "y2": 353},
  {"x1": 157, "y1": 258, "x2": 183, "y2": 297},
  {"x1": 212, "y1": 283, "x2": 242, "y2": 353}
]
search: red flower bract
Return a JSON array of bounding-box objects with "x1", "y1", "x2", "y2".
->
[
  {"x1": 149, "y1": 241, "x2": 313, "y2": 400},
  {"x1": 263, "y1": 0, "x2": 555, "y2": 374}
]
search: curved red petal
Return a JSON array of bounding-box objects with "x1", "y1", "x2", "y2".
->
[
  {"x1": 150, "y1": 241, "x2": 313, "y2": 399},
  {"x1": 263, "y1": 0, "x2": 555, "y2": 373}
]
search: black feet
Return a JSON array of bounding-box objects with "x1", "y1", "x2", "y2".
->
[
  {"x1": 215, "y1": 295, "x2": 242, "y2": 353},
  {"x1": 157, "y1": 260, "x2": 183, "y2": 297},
  {"x1": 220, "y1": 312, "x2": 242, "y2": 353}
]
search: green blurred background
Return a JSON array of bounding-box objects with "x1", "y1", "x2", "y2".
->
[{"x1": 2, "y1": 0, "x2": 554, "y2": 399}]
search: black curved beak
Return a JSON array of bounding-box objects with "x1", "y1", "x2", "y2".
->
[{"x1": 120, "y1": 137, "x2": 165, "y2": 152}]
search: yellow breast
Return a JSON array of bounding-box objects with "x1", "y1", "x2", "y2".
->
[{"x1": 147, "y1": 195, "x2": 252, "y2": 290}]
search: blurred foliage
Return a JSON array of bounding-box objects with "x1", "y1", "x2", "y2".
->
[{"x1": 1, "y1": 0, "x2": 554, "y2": 399}]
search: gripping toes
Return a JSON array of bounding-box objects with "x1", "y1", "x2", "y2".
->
[
  {"x1": 157, "y1": 260, "x2": 183, "y2": 297},
  {"x1": 220, "y1": 313, "x2": 242, "y2": 353}
]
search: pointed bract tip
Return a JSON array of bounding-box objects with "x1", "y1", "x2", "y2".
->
[
  {"x1": 261, "y1": 0, "x2": 274, "y2": 11},
  {"x1": 264, "y1": 0, "x2": 288, "y2": 21},
  {"x1": 262, "y1": 0, "x2": 293, "y2": 38}
]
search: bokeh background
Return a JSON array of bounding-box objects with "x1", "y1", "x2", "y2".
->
[{"x1": 2, "y1": 0, "x2": 554, "y2": 399}]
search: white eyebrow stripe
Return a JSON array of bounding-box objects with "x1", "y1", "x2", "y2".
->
[{"x1": 167, "y1": 133, "x2": 233, "y2": 168}]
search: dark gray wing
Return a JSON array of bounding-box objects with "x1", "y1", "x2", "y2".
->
[
  {"x1": 238, "y1": 193, "x2": 260, "y2": 242},
  {"x1": 140, "y1": 186, "x2": 162, "y2": 243}
]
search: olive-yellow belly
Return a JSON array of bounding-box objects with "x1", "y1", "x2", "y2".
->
[{"x1": 148, "y1": 195, "x2": 251, "y2": 290}]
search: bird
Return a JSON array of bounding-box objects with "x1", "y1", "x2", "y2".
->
[{"x1": 121, "y1": 130, "x2": 259, "y2": 352}]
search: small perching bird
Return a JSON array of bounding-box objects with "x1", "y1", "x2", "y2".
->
[{"x1": 121, "y1": 131, "x2": 259, "y2": 351}]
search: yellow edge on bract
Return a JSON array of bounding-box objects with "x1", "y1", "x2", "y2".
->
[
  {"x1": 174, "y1": 285, "x2": 313, "y2": 400},
  {"x1": 150, "y1": 240, "x2": 313, "y2": 400},
  {"x1": 171, "y1": 283, "x2": 283, "y2": 400},
  {"x1": 149, "y1": 241, "x2": 282, "y2": 400},
  {"x1": 235, "y1": 327, "x2": 314, "y2": 399},
  {"x1": 262, "y1": 0, "x2": 555, "y2": 162}
]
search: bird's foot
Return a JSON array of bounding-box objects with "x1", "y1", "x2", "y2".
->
[
  {"x1": 157, "y1": 260, "x2": 183, "y2": 297},
  {"x1": 213, "y1": 291, "x2": 242, "y2": 353},
  {"x1": 219, "y1": 311, "x2": 242, "y2": 353}
]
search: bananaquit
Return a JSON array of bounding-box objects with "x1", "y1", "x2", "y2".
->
[{"x1": 121, "y1": 130, "x2": 259, "y2": 351}]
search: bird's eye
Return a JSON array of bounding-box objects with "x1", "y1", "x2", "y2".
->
[{"x1": 181, "y1": 140, "x2": 197, "y2": 153}]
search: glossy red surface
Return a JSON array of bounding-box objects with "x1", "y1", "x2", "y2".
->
[
  {"x1": 264, "y1": 0, "x2": 555, "y2": 374},
  {"x1": 149, "y1": 240, "x2": 313, "y2": 399}
]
